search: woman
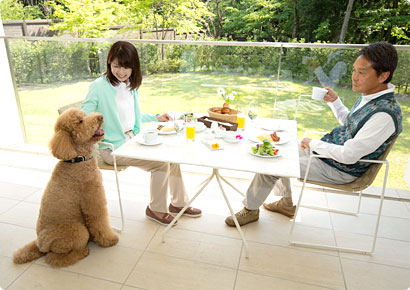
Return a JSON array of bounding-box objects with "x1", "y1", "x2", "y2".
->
[{"x1": 82, "y1": 41, "x2": 201, "y2": 226}]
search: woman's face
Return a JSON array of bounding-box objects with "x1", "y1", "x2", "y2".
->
[{"x1": 110, "y1": 58, "x2": 132, "y2": 83}]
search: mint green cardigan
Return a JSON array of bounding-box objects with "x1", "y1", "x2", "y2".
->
[{"x1": 81, "y1": 76, "x2": 158, "y2": 150}]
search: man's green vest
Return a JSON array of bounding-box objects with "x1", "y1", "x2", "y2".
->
[{"x1": 319, "y1": 92, "x2": 402, "y2": 177}]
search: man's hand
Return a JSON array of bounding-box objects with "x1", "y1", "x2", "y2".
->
[
  {"x1": 156, "y1": 113, "x2": 172, "y2": 122},
  {"x1": 323, "y1": 87, "x2": 339, "y2": 103},
  {"x1": 301, "y1": 137, "x2": 312, "y2": 149}
]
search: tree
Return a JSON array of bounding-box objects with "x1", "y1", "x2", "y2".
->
[
  {"x1": 339, "y1": 0, "x2": 355, "y2": 43},
  {"x1": 0, "y1": 0, "x2": 43, "y2": 20}
]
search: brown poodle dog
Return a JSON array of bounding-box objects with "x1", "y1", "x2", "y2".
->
[{"x1": 13, "y1": 108, "x2": 119, "y2": 268}]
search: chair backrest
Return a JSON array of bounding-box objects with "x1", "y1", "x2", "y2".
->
[
  {"x1": 58, "y1": 101, "x2": 83, "y2": 115},
  {"x1": 302, "y1": 136, "x2": 398, "y2": 192},
  {"x1": 57, "y1": 102, "x2": 128, "y2": 172}
]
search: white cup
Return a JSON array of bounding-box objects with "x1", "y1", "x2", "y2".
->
[
  {"x1": 312, "y1": 87, "x2": 328, "y2": 101},
  {"x1": 143, "y1": 129, "x2": 158, "y2": 144},
  {"x1": 224, "y1": 131, "x2": 237, "y2": 142}
]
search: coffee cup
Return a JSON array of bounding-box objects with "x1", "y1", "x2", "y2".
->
[
  {"x1": 224, "y1": 131, "x2": 237, "y2": 142},
  {"x1": 312, "y1": 87, "x2": 328, "y2": 101},
  {"x1": 143, "y1": 129, "x2": 158, "y2": 144}
]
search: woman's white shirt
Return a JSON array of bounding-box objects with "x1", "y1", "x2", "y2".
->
[
  {"x1": 113, "y1": 82, "x2": 135, "y2": 132},
  {"x1": 309, "y1": 84, "x2": 395, "y2": 164}
]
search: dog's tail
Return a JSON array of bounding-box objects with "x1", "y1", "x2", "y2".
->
[{"x1": 13, "y1": 240, "x2": 45, "y2": 264}]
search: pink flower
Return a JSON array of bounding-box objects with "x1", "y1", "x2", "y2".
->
[{"x1": 236, "y1": 134, "x2": 243, "y2": 140}]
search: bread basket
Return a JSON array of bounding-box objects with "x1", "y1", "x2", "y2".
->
[{"x1": 208, "y1": 107, "x2": 239, "y2": 123}]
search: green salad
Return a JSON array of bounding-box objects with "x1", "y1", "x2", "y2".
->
[{"x1": 251, "y1": 140, "x2": 279, "y2": 156}]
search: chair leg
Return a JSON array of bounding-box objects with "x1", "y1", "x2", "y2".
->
[
  {"x1": 289, "y1": 162, "x2": 389, "y2": 255},
  {"x1": 112, "y1": 155, "x2": 124, "y2": 233}
]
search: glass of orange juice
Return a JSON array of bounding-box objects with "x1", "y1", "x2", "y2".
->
[
  {"x1": 237, "y1": 107, "x2": 246, "y2": 130},
  {"x1": 185, "y1": 117, "x2": 196, "y2": 141}
]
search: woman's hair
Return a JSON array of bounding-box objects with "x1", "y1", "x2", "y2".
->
[
  {"x1": 105, "y1": 41, "x2": 142, "y2": 90},
  {"x1": 358, "y1": 42, "x2": 398, "y2": 84}
]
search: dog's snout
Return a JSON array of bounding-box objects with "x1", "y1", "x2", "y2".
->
[{"x1": 98, "y1": 115, "x2": 103, "y2": 122}]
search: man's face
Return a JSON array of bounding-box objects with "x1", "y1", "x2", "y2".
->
[{"x1": 351, "y1": 55, "x2": 388, "y2": 95}]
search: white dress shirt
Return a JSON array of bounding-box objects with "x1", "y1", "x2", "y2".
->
[
  {"x1": 113, "y1": 82, "x2": 135, "y2": 132},
  {"x1": 309, "y1": 84, "x2": 396, "y2": 164}
]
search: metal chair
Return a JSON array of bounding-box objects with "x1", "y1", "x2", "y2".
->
[
  {"x1": 289, "y1": 130, "x2": 398, "y2": 255},
  {"x1": 58, "y1": 101, "x2": 125, "y2": 232}
]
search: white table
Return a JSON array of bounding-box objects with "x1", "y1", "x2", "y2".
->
[{"x1": 112, "y1": 118, "x2": 300, "y2": 257}]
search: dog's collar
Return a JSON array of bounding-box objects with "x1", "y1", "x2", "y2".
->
[{"x1": 64, "y1": 155, "x2": 94, "y2": 163}]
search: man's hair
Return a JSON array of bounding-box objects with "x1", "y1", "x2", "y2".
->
[
  {"x1": 358, "y1": 42, "x2": 398, "y2": 83},
  {"x1": 105, "y1": 41, "x2": 142, "y2": 90}
]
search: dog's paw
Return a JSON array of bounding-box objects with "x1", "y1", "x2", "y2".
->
[{"x1": 95, "y1": 232, "x2": 119, "y2": 247}]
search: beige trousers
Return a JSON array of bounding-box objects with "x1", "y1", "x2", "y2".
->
[{"x1": 100, "y1": 133, "x2": 189, "y2": 213}]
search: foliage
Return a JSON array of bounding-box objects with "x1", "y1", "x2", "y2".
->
[
  {"x1": 0, "y1": 0, "x2": 43, "y2": 20},
  {"x1": 49, "y1": 0, "x2": 126, "y2": 38}
]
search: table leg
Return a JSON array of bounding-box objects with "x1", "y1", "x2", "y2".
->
[
  {"x1": 162, "y1": 168, "x2": 250, "y2": 258},
  {"x1": 214, "y1": 170, "x2": 249, "y2": 258},
  {"x1": 162, "y1": 171, "x2": 215, "y2": 241}
]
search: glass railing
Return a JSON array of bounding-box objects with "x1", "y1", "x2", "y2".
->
[{"x1": 1, "y1": 35, "x2": 410, "y2": 189}]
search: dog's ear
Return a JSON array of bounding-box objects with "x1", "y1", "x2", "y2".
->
[{"x1": 49, "y1": 128, "x2": 77, "y2": 160}]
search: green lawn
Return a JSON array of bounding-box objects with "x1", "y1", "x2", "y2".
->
[{"x1": 18, "y1": 72, "x2": 410, "y2": 190}]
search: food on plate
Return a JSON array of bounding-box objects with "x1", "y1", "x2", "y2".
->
[
  {"x1": 157, "y1": 125, "x2": 174, "y2": 132},
  {"x1": 251, "y1": 140, "x2": 279, "y2": 156},
  {"x1": 257, "y1": 131, "x2": 280, "y2": 142}
]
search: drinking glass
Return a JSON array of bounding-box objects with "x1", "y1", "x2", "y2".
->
[
  {"x1": 248, "y1": 100, "x2": 259, "y2": 127},
  {"x1": 237, "y1": 107, "x2": 246, "y2": 131},
  {"x1": 173, "y1": 115, "x2": 185, "y2": 144},
  {"x1": 185, "y1": 119, "x2": 196, "y2": 141}
]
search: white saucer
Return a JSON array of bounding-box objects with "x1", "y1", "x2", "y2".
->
[
  {"x1": 136, "y1": 136, "x2": 163, "y2": 146},
  {"x1": 223, "y1": 136, "x2": 242, "y2": 144},
  {"x1": 260, "y1": 123, "x2": 285, "y2": 132}
]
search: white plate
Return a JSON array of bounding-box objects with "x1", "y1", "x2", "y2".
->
[
  {"x1": 135, "y1": 136, "x2": 163, "y2": 146},
  {"x1": 223, "y1": 136, "x2": 242, "y2": 144},
  {"x1": 157, "y1": 122, "x2": 176, "y2": 135},
  {"x1": 248, "y1": 132, "x2": 289, "y2": 145},
  {"x1": 248, "y1": 145, "x2": 281, "y2": 158},
  {"x1": 260, "y1": 122, "x2": 285, "y2": 132},
  {"x1": 196, "y1": 122, "x2": 206, "y2": 133}
]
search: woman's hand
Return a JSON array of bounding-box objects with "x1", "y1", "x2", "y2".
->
[
  {"x1": 157, "y1": 113, "x2": 172, "y2": 122},
  {"x1": 300, "y1": 137, "x2": 312, "y2": 149},
  {"x1": 323, "y1": 88, "x2": 339, "y2": 103}
]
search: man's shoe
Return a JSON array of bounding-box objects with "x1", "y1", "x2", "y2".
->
[
  {"x1": 146, "y1": 206, "x2": 177, "y2": 226},
  {"x1": 263, "y1": 199, "x2": 296, "y2": 218},
  {"x1": 225, "y1": 208, "x2": 259, "y2": 227},
  {"x1": 169, "y1": 204, "x2": 202, "y2": 218}
]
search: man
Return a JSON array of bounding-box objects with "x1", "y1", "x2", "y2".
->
[{"x1": 226, "y1": 41, "x2": 403, "y2": 227}]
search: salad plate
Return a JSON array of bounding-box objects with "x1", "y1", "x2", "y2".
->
[{"x1": 248, "y1": 142, "x2": 281, "y2": 158}]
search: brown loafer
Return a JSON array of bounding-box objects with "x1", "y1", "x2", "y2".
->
[
  {"x1": 169, "y1": 204, "x2": 202, "y2": 218},
  {"x1": 146, "y1": 206, "x2": 177, "y2": 226},
  {"x1": 263, "y1": 199, "x2": 296, "y2": 218}
]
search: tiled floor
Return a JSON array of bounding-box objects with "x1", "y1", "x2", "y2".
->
[{"x1": 1, "y1": 149, "x2": 410, "y2": 290}]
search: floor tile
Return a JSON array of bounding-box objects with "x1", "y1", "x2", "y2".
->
[
  {"x1": 341, "y1": 258, "x2": 410, "y2": 290},
  {"x1": 6, "y1": 264, "x2": 122, "y2": 290},
  {"x1": 125, "y1": 252, "x2": 236, "y2": 290},
  {"x1": 245, "y1": 218, "x2": 338, "y2": 255},
  {"x1": 337, "y1": 232, "x2": 410, "y2": 269},
  {"x1": 239, "y1": 242, "x2": 345, "y2": 289},
  {"x1": 0, "y1": 223, "x2": 36, "y2": 258},
  {"x1": 0, "y1": 201, "x2": 40, "y2": 229},
  {"x1": 0, "y1": 256, "x2": 30, "y2": 289},
  {"x1": 114, "y1": 218, "x2": 159, "y2": 250},
  {"x1": 0, "y1": 181, "x2": 40, "y2": 200},
  {"x1": 36, "y1": 243, "x2": 143, "y2": 283},
  {"x1": 327, "y1": 194, "x2": 410, "y2": 219},
  {"x1": 147, "y1": 227, "x2": 242, "y2": 269},
  {"x1": 235, "y1": 270, "x2": 335, "y2": 290},
  {"x1": 0, "y1": 197, "x2": 20, "y2": 215}
]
